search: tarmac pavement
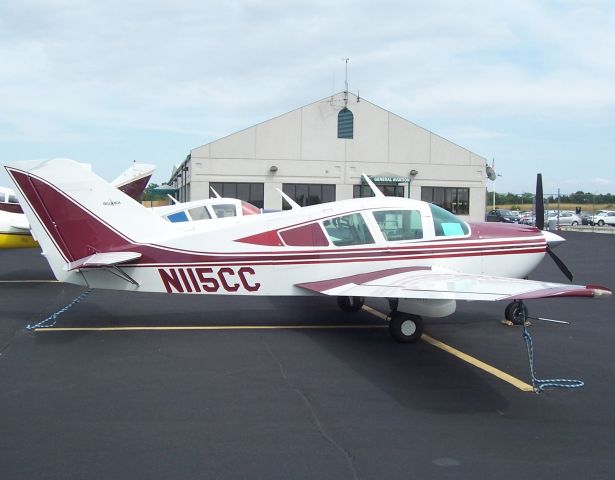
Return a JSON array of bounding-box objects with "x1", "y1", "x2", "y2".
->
[{"x1": 0, "y1": 232, "x2": 613, "y2": 479}]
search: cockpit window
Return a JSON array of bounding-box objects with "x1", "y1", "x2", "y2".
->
[
  {"x1": 323, "y1": 213, "x2": 374, "y2": 246},
  {"x1": 8, "y1": 194, "x2": 18, "y2": 204},
  {"x1": 429, "y1": 204, "x2": 469, "y2": 236},
  {"x1": 373, "y1": 210, "x2": 423, "y2": 241}
]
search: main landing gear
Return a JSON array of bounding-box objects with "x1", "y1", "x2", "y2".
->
[
  {"x1": 389, "y1": 311, "x2": 424, "y2": 343},
  {"x1": 504, "y1": 300, "x2": 529, "y2": 326},
  {"x1": 336, "y1": 296, "x2": 365, "y2": 312},
  {"x1": 336, "y1": 296, "x2": 424, "y2": 343},
  {"x1": 387, "y1": 298, "x2": 423, "y2": 343}
]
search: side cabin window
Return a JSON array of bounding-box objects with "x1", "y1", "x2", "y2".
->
[
  {"x1": 373, "y1": 210, "x2": 423, "y2": 241},
  {"x1": 188, "y1": 206, "x2": 212, "y2": 221},
  {"x1": 8, "y1": 194, "x2": 18, "y2": 204},
  {"x1": 429, "y1": 204, "x2": 469, "y2": 237},
  {"x1": 323, "y1": 213, "x2": 374, "y2": 246},
  {"x1": 166, "y1": 211, "x2": 189, "y2": 223},
  {"x1": 212, "y1": 204, "x2": 237, "y2": 218},
  {"x1": 279, "y1": 223, "x2": 329, "y2": 247}
]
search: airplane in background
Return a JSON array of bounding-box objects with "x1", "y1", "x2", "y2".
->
[
  {"x1": 152, "y1": 193, "x2": 262, "y2": 224},
  {"x1": 4, "y1": 158, "x2": 611, "y2": 343},
  {"x1": 0, "y1": 186, "x2": 36, "y2": 248},
  {"x1": 0, "y1": 162, "x2": 155, "y2": 249}
]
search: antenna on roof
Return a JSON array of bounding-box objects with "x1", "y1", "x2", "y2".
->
[
  {"x1": 343, "y1": 57, "x2": 349, "y2": 107},
  {"x1": 362, "y1": 173, "x2": 384, "y2": 197}
]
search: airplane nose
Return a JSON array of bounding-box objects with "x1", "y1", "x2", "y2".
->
[{"x1": 542, "y1": 230, "x2": 565, "y2": 249}]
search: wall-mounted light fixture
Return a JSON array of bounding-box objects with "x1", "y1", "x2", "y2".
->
[
  {"x1": 409, "y1": 169, "x2": 419, "y2": 176},
  {"x1": 269, "y1": 166, "x2": 278, "y2": 173}
]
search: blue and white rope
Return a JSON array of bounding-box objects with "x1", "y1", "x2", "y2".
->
[
  {"x1": 27, "y1": 289, "x2": 92, "y2": 330},
  {"x1": 522, "y1": 321, "x2": 584, "y2": 393}
]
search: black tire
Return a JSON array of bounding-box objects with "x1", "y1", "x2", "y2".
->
[
  {"x1": 505, "y1": 301, "x2": 528, "y2": 325},
  {"x1": 389, "y1": 312, "x2": 424, "y2": 343},
  {"x1": 598, "y1": 220, "x2": 605, "y2": 226},
  {"x1": 571, "y1": 221, "x2": 578, "y2": 226},
  {"x1": 337, "y1": 296, "x2": 365, "y2": 312}
]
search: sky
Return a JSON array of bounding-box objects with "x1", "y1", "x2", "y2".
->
[{"x1": 1, "y1": 0, "x2": 614, "y2": 195}]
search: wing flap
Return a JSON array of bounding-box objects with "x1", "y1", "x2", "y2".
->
[
  {"x1": 66, "y1": 252, "x2": 141, "y2": 271},
  {"x1": 296, "y1": 267, "x2": 612, "y2": 301}
]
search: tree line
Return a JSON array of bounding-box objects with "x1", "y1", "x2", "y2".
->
[{"x1": 487, "y1": 190, "x2": 615, "y2": 206}]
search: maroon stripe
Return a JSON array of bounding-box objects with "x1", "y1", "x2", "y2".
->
[{"x1": 297, "y1": 266, "x2": 431, "y2": 292}]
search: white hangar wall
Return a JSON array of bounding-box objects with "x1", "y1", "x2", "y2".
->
[{"x1": 171, "y1": 92, "x2": 487, "y2": 221}]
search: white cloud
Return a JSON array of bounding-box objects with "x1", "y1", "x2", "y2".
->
[{"x1": 0, "y1": 0, "x2": 614, "y2": 188}]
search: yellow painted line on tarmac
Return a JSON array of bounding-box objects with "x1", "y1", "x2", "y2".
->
[
  {"x1": 34, "y1": 324, "x2": 388, "y2": 332},
  {"x1": 361, "y1": 305, "x2": 534, "y2": 392}
]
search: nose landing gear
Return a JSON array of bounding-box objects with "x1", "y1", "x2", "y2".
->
[{"x1": 504, "y1": 300, "x2": 529, "y2": 326}]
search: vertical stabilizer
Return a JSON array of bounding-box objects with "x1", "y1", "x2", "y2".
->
[{"x1": 4, "y1": 159, "x2": 168, "y2": 282}]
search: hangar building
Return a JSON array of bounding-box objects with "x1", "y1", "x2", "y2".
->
[{"x1": 168, "y1": 92, "x2": 487, "y2": 221}]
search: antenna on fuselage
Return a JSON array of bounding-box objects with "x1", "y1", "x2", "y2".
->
[
  {"x1": 210, "y1": 186, "x2": 221, "y2": 199},
  {"x1": 361, "y1": 173, "x2": 384, "y2": 197},
  {"x1": 276, "y1": 188, "x2": 302, "y2": 209},
  {"x1": 167, "y1": 194, "x2": 179, "y2": 205}
]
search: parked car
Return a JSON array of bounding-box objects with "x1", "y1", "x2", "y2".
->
[
  {"x1": 519, "y1": 210, "x2": 543, "y2": 225},
  {"x1": 486, "y1": 209, "x2": 518, "y2": 223},
  {"x1": 547, "y1": 211, "x2": 582, "y2": 226},
  {"x1": 578, "y1": 212, "x2": 592, "y2": 225},
  {"x1": 589, "y1": 210, "x2": 615, "y2": 226}
]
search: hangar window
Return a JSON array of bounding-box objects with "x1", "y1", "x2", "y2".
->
[
  {"x1": 421, "y1": 187, "x2": 469, "y2": 215},
  {"x1": 323, "y1": 213, "x2": 374, "y2": 246},
  {"x1": 282, "y1": 184, "x2": 335, "y2": 210},
  {"x1": 337, "y1": 108, "x2": 354, "y2": 139},
  {"x1": 353, "y1": 184, "x2": 405, "y2": 198},
  {"x1": 210, "y1": 182, "x2": 264, "y2": 209}
]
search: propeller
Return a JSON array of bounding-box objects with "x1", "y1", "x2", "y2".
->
[{"x1": 535, "y1": 173, "x2": 573, "y2": 281}]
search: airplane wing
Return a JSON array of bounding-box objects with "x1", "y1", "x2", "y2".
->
[{"x1": 296, "y1": 266, "x2": 612, "y2": 301}]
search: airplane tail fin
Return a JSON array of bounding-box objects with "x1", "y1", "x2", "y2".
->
[
  {"x1": 111, "y1": 162, "x2": 156, "y2": 201},
  {"x1": 4, "y1": 159, "x2": 168, "y2": 283}
]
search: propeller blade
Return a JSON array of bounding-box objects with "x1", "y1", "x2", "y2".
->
[
  {"x1": 535, "y1": 173, "x2": 544, "y2": 230},
  {"x1": 547, "y1": 245, "x2": 574, "y2": 282}
]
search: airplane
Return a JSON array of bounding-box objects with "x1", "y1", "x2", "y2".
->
[
  {"x1": 152, "y1": 193, "x2": 262, "y2": 224},
  {"x1": 0, "y1": 186, "x2": 36, "y2": 248},
  {"x1": 4, "y1": 158, "x2": 611, "y2": 343},
  {"x1": 0, "y1": 161, "x2": 155, "y2": 249}
]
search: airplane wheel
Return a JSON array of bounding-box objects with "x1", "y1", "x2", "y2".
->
[
  {"x1": 505, "y1": 301, "x2": 528, "y2": 325},
  {"x1": 389, "y1": 312, "x2": 423, "y2": 343},
  {"x1": 337, "y1": 296, "x2": 365, "y2": 312}
]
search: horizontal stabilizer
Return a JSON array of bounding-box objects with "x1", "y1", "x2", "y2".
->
[{"x1": 67, "y1": 252, "x2": 142, "y2": 271}]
